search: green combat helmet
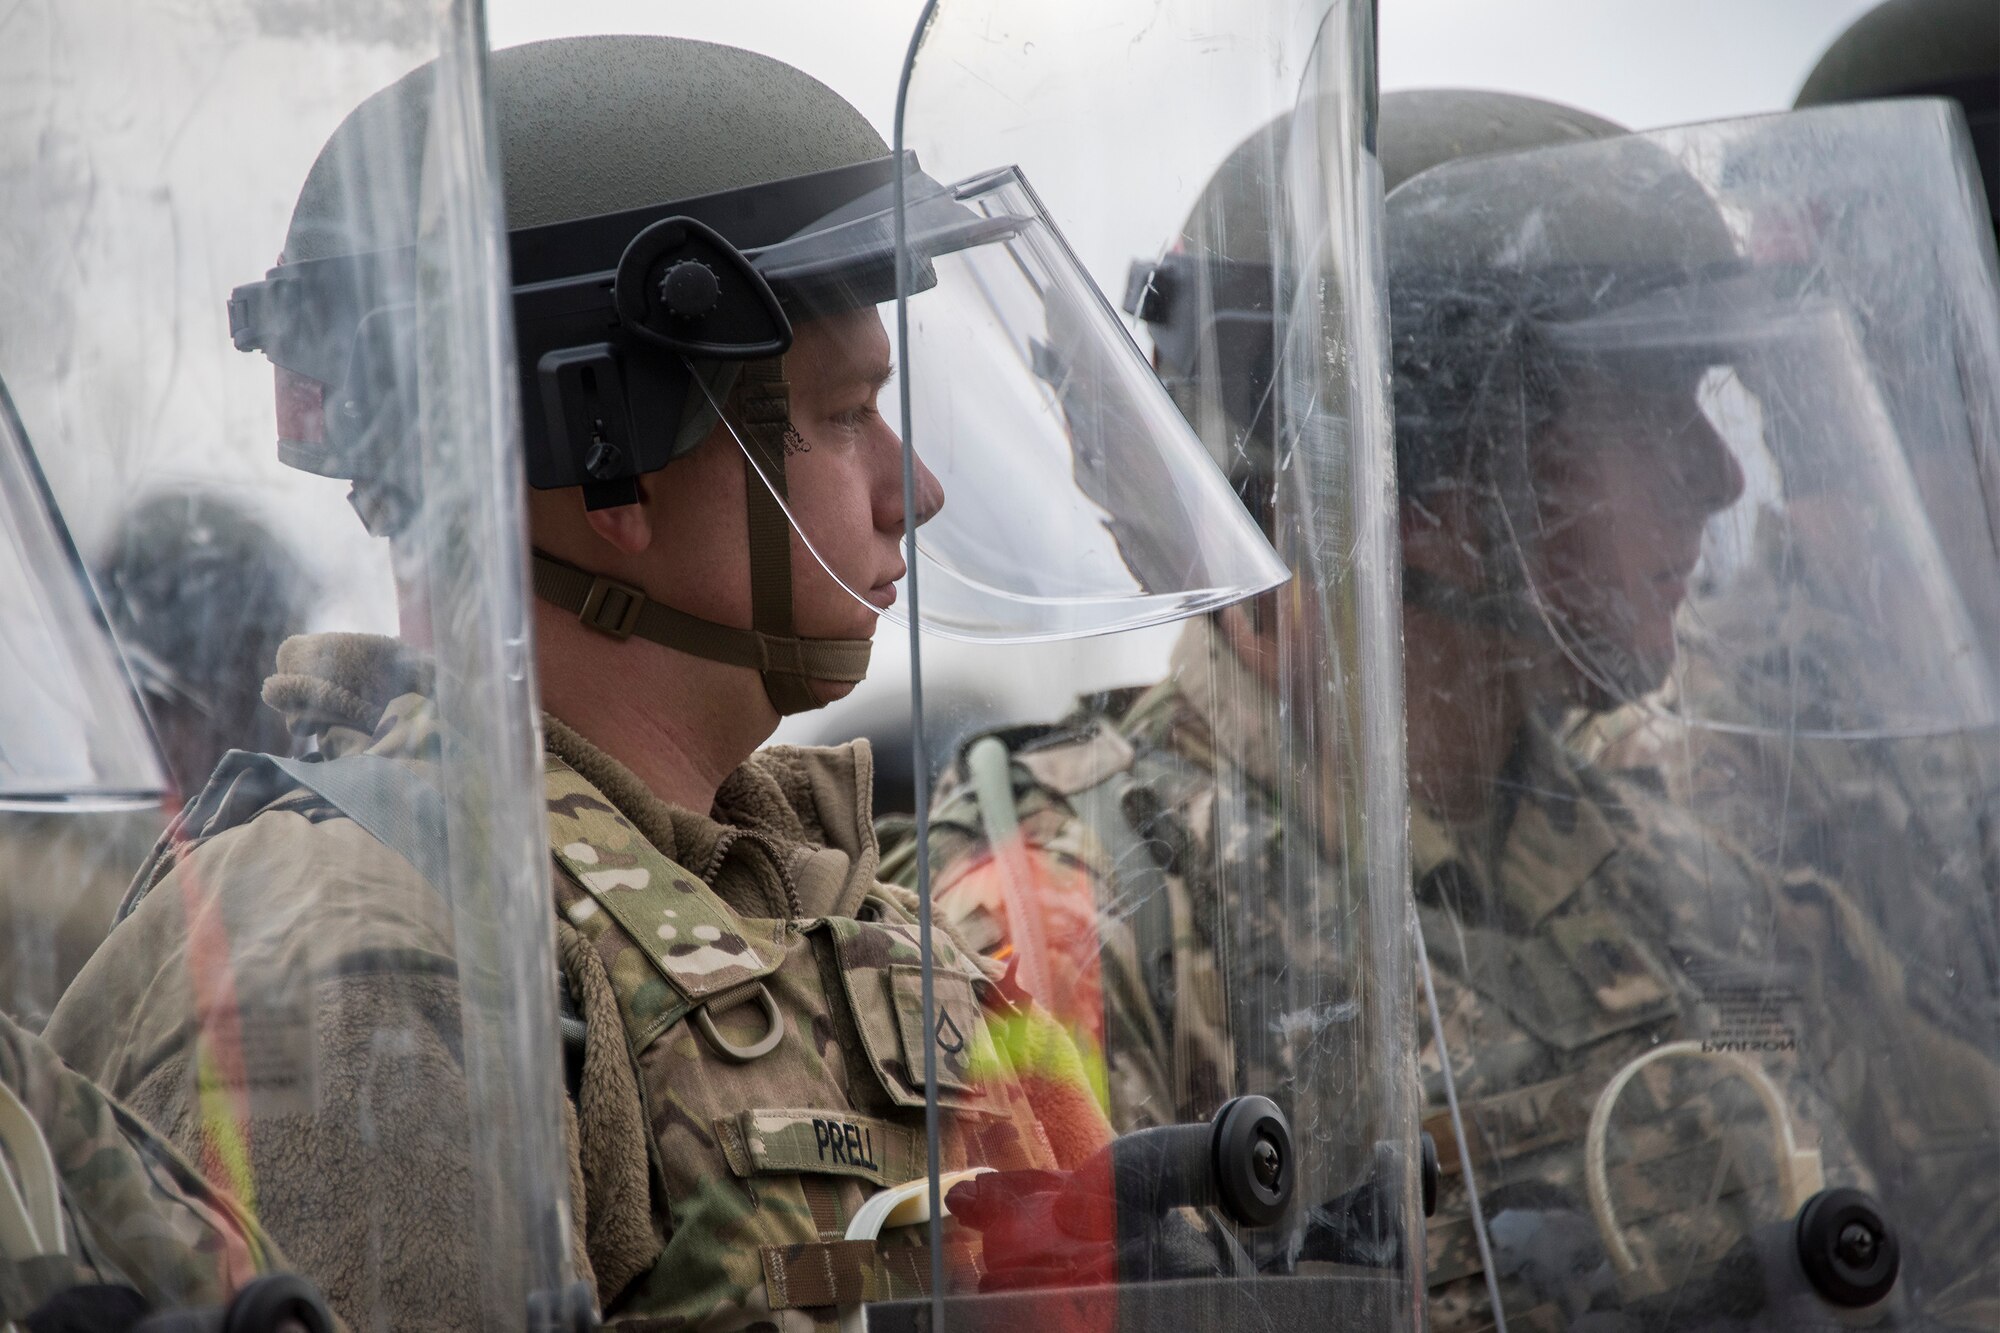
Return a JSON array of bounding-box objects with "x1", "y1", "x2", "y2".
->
[
  {"x1": 1385, "y1": 91, "x2": 1750, "y2": 684},
  {"x1": 1797, "y1": 0, "x2": 2000, "y2": 235},
  {"x1": 97, "y1": 492, "x2": 315, "y2": 797},
  {"x1": 239, "y1": 36, "x2": 895, "y2": 715},
  {"x1": 1126, "y1": 90, "x2": 1626, "y2": 526}
]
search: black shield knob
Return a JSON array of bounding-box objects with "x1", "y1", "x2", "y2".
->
[
  {"x1": 1795, "y1": 1187, "x2": 1899, "y2": 1308},
  {"x1": 659, "y1": 260, "x2": 720, "y2": 320}
]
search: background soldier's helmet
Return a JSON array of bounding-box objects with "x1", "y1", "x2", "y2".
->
[
  {"x1": 1128, "y1": 90, "x2": 1630, "y2": 529},
  {"x1": 1796, "y1": 0, "x2": 1999, "y2": 236},
  {"x1": 97, "y1": 491, "x2": 314, "y2": 796},
  {"x1": 1383, "y1": 92, "x2": 1741, "y2": 599}
]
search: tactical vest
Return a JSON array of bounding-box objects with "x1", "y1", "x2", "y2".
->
[
  {"x1": 541, "y1": 756, "x2": 1061, "y2": 1331},
  {"x1": 909, "y1": 719, "x2": 1238, "y2": 1136}
]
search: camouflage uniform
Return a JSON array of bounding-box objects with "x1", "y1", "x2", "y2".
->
[
  {"x1": 1570, "y1": 542, "x2": 2000, "y2": 1326},
  {"x1": 0, "y1": 808, "x2": 163, "y2": 1030},
  {"x1": 48, "y1": 632, "x2": 1108, "y2": 1333},
  {"x1": 1575, "y1": 536, "x2": 2000, "y2": 1046},
  {"x1": 0, "y1": 1009, "x2": 284, "y2": 1323},
  {"x1": 1412, "y1": 712, "x2": 1879, "y2": 1331},
  {"x1": 899, "y1": 620, "x2": 1361, "y2": 1146},
  {"x1": 1408, "y1": 694, "x2": 2000, "y2": 1330},
  {"x1": 905, "y1": 623, "x2": 2000, "y2": 1329}
]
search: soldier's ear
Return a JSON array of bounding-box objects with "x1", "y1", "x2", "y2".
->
[{"x1": 582, "y1": 477, "x2": 655, "y2": 555}]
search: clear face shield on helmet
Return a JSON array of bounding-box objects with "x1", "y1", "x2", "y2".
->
[
  {"x1": 853, "y1": 1, "x2": 1417, "y2": 1330},
  {"x1": 1, "y1": 3, "x2": 575, "y2": 1328},
  {"x1": 0, "y1": 381, "x2": 166, "y2": 814},
  {"x1": 697, "y1": 164, "x2": 1293, "y2": 643},
  {"x1": 1390, "y1": 100, "x2": 2000, "y2": 1331}
]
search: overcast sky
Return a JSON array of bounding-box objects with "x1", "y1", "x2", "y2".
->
[
  {"x1": 1380, "y1": 0, "x2": 1882, "y2": 129},
  {"x1": 489, "y1": 0, "x2": 1885, "y2": 136}
]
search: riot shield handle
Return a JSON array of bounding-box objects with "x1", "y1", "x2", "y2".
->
[
  {"x1": 1587, "y1": 1040, "x2": 1823, "y2": 1276},
  {"x1": 1108, "y1": 1094, "x2": 1294, "y2": 1228},
  {"x1": 1794, "y1": 1188, "x2": 1900, "y2": 1309}
]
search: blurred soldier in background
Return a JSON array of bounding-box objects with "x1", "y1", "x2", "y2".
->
[
  {"x1": 0, "y1": 380, "x2": 327, "y2": 1329},
  {"x1": 100, "y1": 491, "x2": 317, "y2": 794},
  {"x1": 1580, "y1": 0, "x2": 2000, "y2": 1048},
  {"x1": 911, "y1": 83, "x2": 2000, "y2": 1330},
  {"x1": 0, "y1": 491, "x2": 313, "y2": 1029},
  {"x1": 1393, "y1": 91, "x2": 2000, "y2": 1330}
]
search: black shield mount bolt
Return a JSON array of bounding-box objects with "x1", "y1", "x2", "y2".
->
[
  {"x1": 1795, "y1": 1187, "x2": 1900, "y2": 1308},
  {"x1": 1211, "y1": 1094, "x2": 1293, "y2": 1228},
  {"x1": 659, "y1": 260, "x2": 720, "y2": 320}
]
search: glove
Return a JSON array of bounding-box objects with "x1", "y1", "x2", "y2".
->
[{"x1": 948, "y1": 1166, "x2": 1117, "y2": 1292}]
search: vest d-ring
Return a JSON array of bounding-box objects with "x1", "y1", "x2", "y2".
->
[{"x1": 694, "y1": 982, "x2": 787, "y2": 1063}]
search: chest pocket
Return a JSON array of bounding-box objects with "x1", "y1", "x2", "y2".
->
[
  {"x1": 814, "y1": 916, "x2": 1000, "y2": 1115},
  {"x1": 1427, "y1": 904, "x2": 1678, "y2": 1056}
]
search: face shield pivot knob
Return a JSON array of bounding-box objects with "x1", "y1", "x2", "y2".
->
[
  {"x1": 1795, "y1": 1187, "x2": 1900, "y2": 1308},
  {"x1": 659, "y1": 261, "x2": 720, "y2": 320},
  {"x1": 1210, "y1": 1094, "x2": 1293, "y2": 1228},
  {"x1": 613, "y1": 215, "x2": 789, "y2": 358}
]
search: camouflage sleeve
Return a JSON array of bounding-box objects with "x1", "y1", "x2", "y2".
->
[
  {"x1": 0, "y1": 1010, "x2": 277, "y2": 1316},
  {"x1": 46, "y1": 813, "x2": 488, "y2": 1333}
]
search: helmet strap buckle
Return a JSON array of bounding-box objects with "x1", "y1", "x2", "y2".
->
[{"x1": 579, "y1": 575, "x2": 647, "y2": 639}]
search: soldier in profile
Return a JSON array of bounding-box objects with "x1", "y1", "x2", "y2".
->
[{"x1": 912, "y1": 87, "x2": 2000, "y2": 1328}]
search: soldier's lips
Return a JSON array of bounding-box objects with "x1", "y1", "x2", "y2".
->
[{"x1": 867, "y1": 581, "x2": 899, "y2": 611}]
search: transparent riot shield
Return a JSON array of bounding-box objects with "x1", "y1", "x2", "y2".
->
[
  {"x1": 1, "y1": 4, "x2": 576, "y2": 1329},
  {"x1": 874, "y1": 2, "x2": 1418, "y2": 1330},
  {"x1": 1390, "y1": 99, "x2": 2000, "y2": 1331},
  {"x1": 0, "y1": 375, "x2": 170, "y2": 1026}
]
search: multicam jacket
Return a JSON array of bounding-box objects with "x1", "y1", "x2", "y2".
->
[
  {"x1": 1569, "y1": 584, "x2": 2000, "y2": 1327},
  {"x1": 0, "y1": 1010, "x2": 282, "y2": 1323},
  {"x1": 899, "y1": 622, "x2": 2000, "y2": 1330},
  {"x1": 897, "y1": 621, "x2": 1366, "y2": 1147},
  {"x1": 47, "y1": 633, "x2": 1108, "y2": 1333}
]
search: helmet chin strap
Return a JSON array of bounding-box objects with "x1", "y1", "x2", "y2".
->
[{"x1": 531, "y1": 357, "x2": 873, "y2": 716}]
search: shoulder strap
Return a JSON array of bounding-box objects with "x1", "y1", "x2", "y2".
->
[
  {"x1": 543, "y1": 757, "x2": 783, "y2": 1012},
  {"x1": 118, "y1": 749, "x2": 448, "y2": 922},
  {"x1": 265, "y1": 753, "x2": 449, "y2": 888},
  {"x1": 959, "y1": 723, "x2": 1177, "y2": 1028}
]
